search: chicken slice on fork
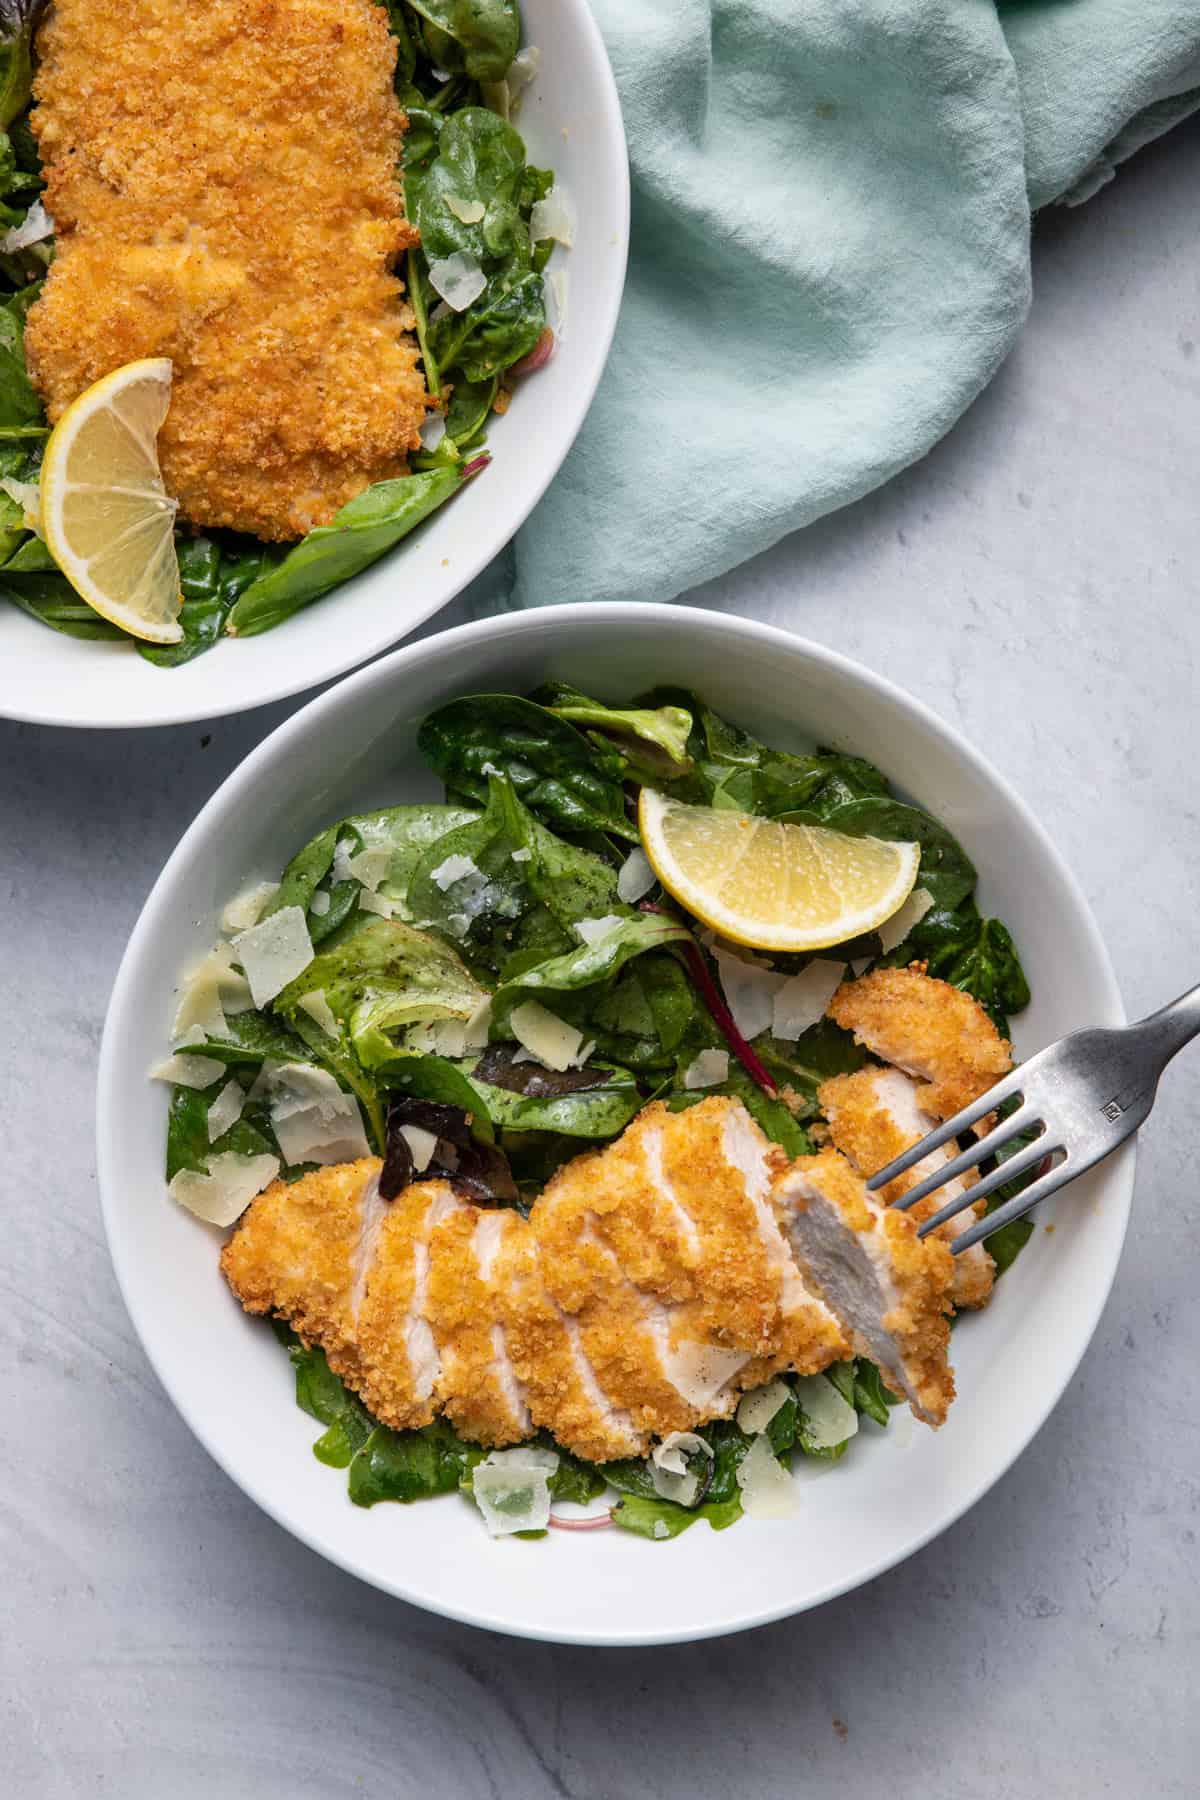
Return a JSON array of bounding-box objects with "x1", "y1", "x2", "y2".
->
[
  {"x1": 773, "y1": 1148, "x2": 956, "y2": 1425},
  {"x1": 828, "y1": 967, "x2": 1012, "y2": 1119},
  {"x1": 820, "y1": 1066, "x2": 996, "y2": 1309}
]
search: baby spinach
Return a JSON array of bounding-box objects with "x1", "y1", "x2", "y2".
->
[
  {"x1": 173, "y1": 1010, "x2": 309, "y2": 1070},
  {"x1": 782, "y1": 797, "x2": 978, "y2": 913},
  {"x1": 0, "y1": 572, "x2": 127, "y2": 640},
  {"x1": 419, "y1": 694, "x2": 638, "y2": 840},
  {"x1": 164, "y1": 1084, "x2": 278, "y2": 1182},
  {"x1": 275, "y1": 1325, "x2": 375, "y2": 1467},
  {"x1": 465, "y1": 1059, "x2": 644, "y2": 1138},
  {"x1": 755, "y1": 1020, "x2": 867, "y2": 1118},
  {"x1": 405, "y1": 0, "x2": 519, "y2": 84},
  {"x1": 530, "y1": 682, "x2": 695, "y2": 782},
  {"x1": 490, "y1": 914, "x2": 692, "y2": 1033},
  {"x1": 349, "y1": 1417, "x2": 485, "y2": 1506},
  {"x1": 381, "y1": 1051, "x2": 495, "y2": 1140},
  {"x1": 0, "y1": 5, "x2": 46, "y2": 132},
  {"x1": 668, "y1": 1067, "x2": 814, "y2": 1159},
  {"x1": 413, "y1": 107, "x2": 530, "y2": 267},
  {"x1": 878, "y1": 898, "x2": 1030, "y2": 1033},
  {"x1": 139, "y1": 536, "x2": 277, "y2": 669},
  {"x1": 430, "y1": 269, "x2": 545, "y2": 383},
  {"x1": 853, "y1": 1359, "x2": 901, "y2": 1425},
  {"x1": 226, "y1": 466, "x2": 472, "y2": 637}
]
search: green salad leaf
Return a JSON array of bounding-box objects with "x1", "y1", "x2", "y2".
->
[
  {"x1": 418, "y1": 693, "x2": 639, "y2": 841},
  {"x1": 405, "y1": 0, "x2": 519, "y2": 84},
  {"x1": 0, "y1": 6, "x2": 46, "y2": 135},
  {"x1": 531, "y1": 681, "x2": 695, "y2": 781}
]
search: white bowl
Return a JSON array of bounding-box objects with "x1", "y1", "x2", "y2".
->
[
  {"x1": 0, "y1": 0, "x2": 628, "y2": 730},
  {"x1": 97, "y1": 604, "x2": 1133, "y2": 1644}
]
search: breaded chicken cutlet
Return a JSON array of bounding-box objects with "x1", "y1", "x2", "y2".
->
[
  {"x1": 25, "y1": 0, "x2": 427, "y2": 541},
  {"x1": 222, "y1": 1097, "x2": 956, "y2": 1458}
]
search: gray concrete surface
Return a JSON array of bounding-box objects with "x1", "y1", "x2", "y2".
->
[{"x1": 3, "y1": 116, "x2": 1198, "y2": 1800}]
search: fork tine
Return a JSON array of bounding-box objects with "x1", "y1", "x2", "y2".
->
[
  {"x1": 888, "y1": 1104, "x2": 1039, "y2": 1213},
  {"x1": 947, "y1": 1160, "x2": 1069, "y2": 1255},
  {"x1": 914, "y1": 1138, "x2": 1053, "y2": 1236},
  {"x1": 865, "y1": 1068, "x2": 1026, "y2": 1191}
]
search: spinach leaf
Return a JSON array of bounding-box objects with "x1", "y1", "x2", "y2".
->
[
  {"x1": 0, "y1": 571, "x2": 128, "y2": 640},
  {"x1": 349, "y1": 1417, "x2": 484, "y2": 1506},
  {"x1": 443, "y1": 373, "x2": 496, "y2": 445},
  {"x1": 275, "y1": 1326, "x2": 375, "y2": 1468},
  {"x1": 490, "y1": 914, "x2": 692, "y2": 1031},
  {"x1": 549, "y1": 1450, "x2": 608, "y2": 1507},
  {"x1": 852, "y1": 1359, "x2": 901, "y2": 1426},
  {"x1": 173, "y1": 1009, "x2": 310, "y2": 1070},
  {"x1": 164, "y1": 1083, "x2": 277, "y2": 1182},
  {"x1": 226, "y1": 466, "x2": 473, "y2": 637},
  {"x1": 139, "y1": 536, "x2": 277, "y2": 668},
  {"x1": 379, "y1": 1051, "x2": 496, "y2": 1142},
  {"x1": 0, "y1": 279, "x2": 44, "y2": 425},
  {"x1": 0, "y1": 5, "x2": 46, "y2": 132},
  {"x1": 610, "y1": 1492, "x2": 742, "y2": 1540},
  {"x1": 755, "y1": 1020, "x2": 867, "y2": 1118},
  {"x1": 430, "y1": 269, "x2": 545, "y2": 383},
  {"x1": 419, "y1": 693, "x2": 637, "y2": 840},
  {"x1": 414, "y1": 107, "x2": 530, "y2": 268},
  {"x1": 405, "y1": 0, "x2": 518, "y2": 83},
  {"x1": 530, "y1": 681, "x2": 695, "y2": 782}
]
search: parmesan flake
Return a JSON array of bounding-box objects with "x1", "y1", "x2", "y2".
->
[
  {"x1": 431, "y1": 853, "x2": 481, "y2": 890},
  {"x1": 793, "y1": 1373, "x2": 858, "y2": 1451},
  {"x1": 771, "y1": 960, "x2": 844, "y2": 1041},
  {"x1": 736, "y1": 1378, "x2": 792, "y2": 1436},
  {"x1": 296, "y1": 990, "x2": 339, "y2": 1039},
  {"x1": 529, "y1": 185, "x2": 573, "y2": 248},
  {"x1": 735, "y1": 1432, "x2": 797, "y2": 1519},
  {"x1": 444, "y1": 191, "x2": 486, "y2": 224},
  {"x1": 428, "y1": 251, "x2": 486, "y2": 313},
  {"x1": 877, "y1": 886, "x2": 934, "y2": 954},
  {"x1": 471, "y1": 1446, "x2": 558, "y2": 1538},
  {"x1": 149, "y1": 1053, "x2": 224, "y2": 1090},
  {"x1": 682, "y1": 1048, "x2": 729, "y2": 1090},
  {"x1": 573, "y1": 914, "x2": 623, "y2": 947},
  {"x1": 400, "y1": 1124, "x2": 439, "y2": 1173},
  {"x1": 220, "y1": 882, "x2": 279, "y2": 935},
  {"x1": 233, "y1": 907, "x2": 314, "y2": 1008},
  {"x1": 309, "y1": 889, "x2": 332, "y2": 917},
  {"x1": 266, "y1": 1063, "x2": 369, "y2": 1166},
  {"x1": 206, "y1": 1078, "x2": 246, "y2": 1143},
  {"x1": 510, "y1": 1000, "x2": 584, "y2": 1072},
  {"x1": 616, "y1": 847, "x2": 655, "y2": 903},
  {"x1": 168, "y1": 1151, "x2": 280, "y2": 1228}
]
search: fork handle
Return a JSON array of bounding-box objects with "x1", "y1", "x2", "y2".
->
[{"x1": 1132, "y1": 981, "x2": 1200, "y2": 1071}]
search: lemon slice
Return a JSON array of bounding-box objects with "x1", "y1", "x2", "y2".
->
[
  {"x1": 638, "y1": 790, "x2": 920, "y2": 952},
  {"x1": 40, "y1": 357, "x2": 182, "y2": 643}
]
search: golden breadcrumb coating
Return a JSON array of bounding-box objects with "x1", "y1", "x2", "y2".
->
[
  {"x1": 828, "y1": 966, "x2": 1012, "y2": 1119},
  {"x1": 220, "y1": 1156, "x2": 381, "y2": 1389},
  {"x1": 820, "y1": 1065, "x2": 995, "y2": 1310},
  {"x1": 354, "y1": 1181, "x2": 463, "y2": 1429},
  {"x1": 775, "y1": 1147, "x2": 956, "y2": 1426},
  {"x1": 425, "y1": 1207, "x2": 531, "y2": 1447},
  {"x1": 26, "y1": 0, "x2": 427, "y2": 540}
]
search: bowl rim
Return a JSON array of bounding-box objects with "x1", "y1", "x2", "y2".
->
[
  {"x1": 96, "y1": 602, "x2": 1133, "y2": 1644},
  {"x1": 1, "y1": 0, "x2": 630, "y2": 732}
]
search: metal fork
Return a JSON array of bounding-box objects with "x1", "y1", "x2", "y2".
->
[{"x1": 867, "y1": 984, "x2": 1200, "y2": 1253}]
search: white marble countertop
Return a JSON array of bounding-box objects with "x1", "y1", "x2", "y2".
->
[{"x1": 4, "y1": 119, "x2": 1198, "y2": 1800}]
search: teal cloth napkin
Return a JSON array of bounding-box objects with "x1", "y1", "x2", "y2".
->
[{"x1": 488, "y1": 0, "x2": 1199, "y2": 615}]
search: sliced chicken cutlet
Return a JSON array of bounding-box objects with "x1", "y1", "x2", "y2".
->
[
  {"x1": 828, "y1": 967, "x2": 1012, "y2": 1119},
  {"x1": 821, "y1": 1066, "x2": 996, "y2": 1309},
  {"x1": 220, "y1": 1156, "x2": 382, "y2": 1391},
  {"x1": 425, "y1": 1206, "x2": 531, "y2": 1448},
  {"x1": 773, "y1": 1147, "x2": 956, "y2": 1425},
  {"x1": 352, "y1": 1180, "x2": 467, "y2": 1430},
  {"x1": 534, "y1": 1099, "x2": 848, "y2": 1440}
]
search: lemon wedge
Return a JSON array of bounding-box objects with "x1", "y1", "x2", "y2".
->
[
  {"x1": 638, "y1": 790, "x2": 920, "y2": 952},
  {"x1": 40, "y1": 358, "x2": 182, "y2": 643}
]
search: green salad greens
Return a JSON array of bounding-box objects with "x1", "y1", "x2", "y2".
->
[
  {"x1": 0, "y1": 0, "x2": 559, "y2": 663},
  {"x1": 164, "y1": 689, "x2": 1036, "y2": 1540}
]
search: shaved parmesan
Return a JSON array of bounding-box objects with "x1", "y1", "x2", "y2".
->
[
  {"x1": 508, "y1": 44, "x2": 540, "y2": 95},
  {"x1": 0, "y1": 475, "x2": 39, "y2": 529},
  {"x1": 529, "y1": 185, "x2": 573, "y2": 248},
  {"x1": 463, "y1": 996, "x2": 492, "y2": 1051},
  {"x1": 877, "y1": 886, "x2": 934, "y2": 954},
  {"x1": 149, "y1": 1053, "x2": 224, "y2": 1090},
  {"x1": 571, "y1": 1038, "x2": 596, "y2": 1069},
  {"x1": 347, "y1": 848, "x2": 392, "y2": 892},
  {"x1": 713, "y1": 943, "x2": 783, "y2": 1040},
  {"x1": 1, "y1": 199, "x2": 52, "y2": 254},
  {"x1": 510, "y1": 847, "x2": 532, "y2": 863},
  {"x1": 444, "y1": 191, "x2": 486, "y2": 224},
  {"x1": 206, "y1": 1078, "x2": 246, "y2": 1143},
  {"x1": 266, "y1": 1063, "x2": 369, "y2": 1166},
  {"x1": 400, "y1": 1124, "x2": 438, "y2": 1173},
  {"x1": 220, "y1": 882, "x2": 278, "y2": 935},
  {"x1": 173, "y1": 941, "x2": 255, "y2": 1043},
  {"x1": 405, "y1": 1017, "x2": 468, "y2": 1059},
  {"x1": 446, "y1": 912, "x2": 471, "y2": 938},
  {"x1": 650, "y1": 1431, "x2": 713, "y2": 1507},
  {"x1": 296, "y1": 990, "x2": 339, "y2": 1039},
  {"x1": 510, "y1": 1000, "x2": 584, "y2": 1072},
  {"x1": 793, "y1": 1373, "x2": 858, "y2": 1451},
  {"x1": 736, "y1": 1433, "x2": 797, "y2": 1519},
  {"x1": 428, "y1": 251, "x2": 486, "y2": 313},
  {"x1": 419, "y1": 411, "x2": 446, "y2": 452},
  {"x1": 661, "y1": 1341, "x2": 748, "y2": 1411},
  {"x1": 358, "y1": 889, "x2": 399, "y2": 919},
  {"x1": 431, "y1": 853, "x2": 480, "y2": 890},
  {"x1": 169, "y1": 1151, "x2": 279, "y2": 1227},
  {"x1": 736, "y1": 1378, "x2": 792, "y2": 1436},
  {"x1": 471, "y1": 1446, "x2": 558, "y2": 1538},
  {"x1": 573, "y1": 914, "x2": 623, "y2": 947},
  {"x1": 331, "y1": 838, "x2": 356, "y2": 883},
  {"x1": 682, "y1": 1048, "x2": 729, "y2": 1090},
  {"x1": 772, "y1": 960, "x2": 844, "y2": 1040},
  {"x1": 310, "y1": 889, "x2": 331, "y2": 917},
  {"x1": 616, "y1": 847, "x2": 655, "y2": 903},
  {"x1": 233, "y1": 907, "x2": 314, "y2": 1008}
]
